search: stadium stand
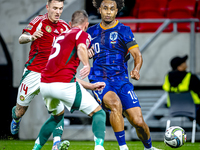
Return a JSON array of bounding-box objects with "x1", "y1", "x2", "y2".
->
[
  {"x1": 116, "y1": 16, "x2": 138, "y2": 32},
  {"x1": 136, "y1": 0, "x2": 168, "y2": 32},
  {"x1": 118, "y1": 0, "x2": 199, "y2": 32},
  {"x1": 166, "y1": 0, "x2": 197, "y2": 32}
]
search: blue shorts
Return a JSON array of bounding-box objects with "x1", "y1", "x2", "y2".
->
[{"x1": 91, "y1": 80, "x2": 141, "y2": 110}]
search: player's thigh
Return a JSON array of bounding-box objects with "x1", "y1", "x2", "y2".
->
[
  {"x1": 91, "y1": 80, "x2": 121, "y2": 110},
  {"x1": 78, "y1": 83, "x2": 99, "y2": 115},
  {"x1": 103, "y1": 91, "x2": 122, "y2": 111},
  {"x1": 17, "y1": 68, "x2": 40, "y2": 107},
  {"x1": 40, "y1": 83, "x2": 65, "y2": 115},
  {"x1": 123, "y1": 107, "x2": 145, "y2": 128}
]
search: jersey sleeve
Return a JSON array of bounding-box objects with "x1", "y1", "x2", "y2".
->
[
  {"x1": 123, "y1": 26, "x2": 139, "y2": 51},
  {"x1": 22, "y1": 16, "x2": 42, "y2": 35},
  {"x1": 60, "y1": 20, "x2": 71, "y2": 32},
  {"x1": 86, "y1": 27, "x2": 93, "y2": 48},
  {"x1": 76, "y1": 31, "x2": 91, "y2": 49}
]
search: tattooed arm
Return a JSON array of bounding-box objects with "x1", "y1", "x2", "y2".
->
[{"x1": 19, "y1": 30, "x2": 43, "y2": 44}]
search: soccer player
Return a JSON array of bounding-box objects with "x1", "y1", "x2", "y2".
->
[
  {"x1": 10, "y1": 0, "x2": 70, "y2": 149},
  {"x1": 32, "y1": 10, "x2": 106, "y2": 150},
  {"x1": 87, "y1": 0, "x2": 161, "y2": 150}
]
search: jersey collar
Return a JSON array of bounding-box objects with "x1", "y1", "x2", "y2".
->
[{"x1": 100, "y1": 20, "x2": 119, "y2": 30}]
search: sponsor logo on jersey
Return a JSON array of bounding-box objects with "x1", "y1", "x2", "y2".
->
[
  {"x1": 46, "y1": 25, "x2": 52, "y2": 33},
  {"x1": 20, "y1": 95, "x2": 25, "y2": 101},
  {"x1": 54, "y1": 29, "x2": 59, "y2": 34},
  {"x1": 98, "y1": 89, "x2": 103, "y2": 94},
  {"x1": 26, "y1": 25, "x2": 33, "y2": 30},
  {"x1": 110, "y1": 31, "x2": 118, "y2": 44}
]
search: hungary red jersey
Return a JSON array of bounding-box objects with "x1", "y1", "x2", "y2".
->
[
  {"x1": 41, "y1": 27, "x2": 91, "y2": 83},
  {"x1": 23, "y1": 13, "x2": 70, "y2": 73}
]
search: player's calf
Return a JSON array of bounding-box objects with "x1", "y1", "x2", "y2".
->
[
  {"x1": 14, "y1": 104, "x2": 28, "y2": 118},
  {"x1": 92, "y1": 109, "x2": 106, "y2": 149},
  {"x1": 10, "y1": 105, "x2": 23, "y2": 135}
]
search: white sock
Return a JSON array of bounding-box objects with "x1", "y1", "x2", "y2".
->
[
  {"x1": 95, "y1": 145, "x2": 104, "y2": 150},
  {"x1": 53, "y1": 136, "x2": 61, "y2": 144},
  {"x1": 119, "y1": 144, "x2": 128, "y2": 150}
]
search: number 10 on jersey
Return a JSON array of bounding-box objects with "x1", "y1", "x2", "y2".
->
[{"x1": 92, "y1": 43, "x2": 100, "y2": 54}]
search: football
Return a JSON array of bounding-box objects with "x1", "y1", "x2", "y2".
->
[{"x1": 164, "y1": 126, "x2": 186, "y2": 148}]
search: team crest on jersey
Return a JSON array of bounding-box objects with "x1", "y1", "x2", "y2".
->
[
  {"x1": 110, "y1": 31, "x2": 118, "y2": 44},
  {"x1": 86, "y1": 39, "x2": 90, "y2": 48},
  {"x1": 46, "y1": 25, "x2": 52, "y2": 33},
  {"x1": 20, "y1": 95, "x2": 25, "y2": 101}
]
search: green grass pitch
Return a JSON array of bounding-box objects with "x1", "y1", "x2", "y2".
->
[{"x1": 0, "y1": 140, "x2": 200, "y2": 150}]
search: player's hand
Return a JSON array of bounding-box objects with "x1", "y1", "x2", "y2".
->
[
  {"x1": 130, "y1": 69, "x2": 140, "y2": 80},
  {"x1": 92, "y1": 82, "x2": 106, "y2": 91},
  {"x1": 80, "y1": 65, "x2": 90, "y2": 79},
  {"x1": 88, "y1": 47, "x2": 94, "y2": 59},
  {"x1": 32, "y1": 30, "x2": 43, "y2": 41}
]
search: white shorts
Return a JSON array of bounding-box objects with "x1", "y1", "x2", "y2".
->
[
  {"x1": 40, "y1": 82, "x2": 99, "y2": 116},
  {"x1": 17, "y1": 68, "x2": 41, "y2": 106}
]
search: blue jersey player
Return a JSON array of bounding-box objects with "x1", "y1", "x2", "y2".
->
[{"x1": 87, "y1": 0, "x2": 161, "y2": 150}]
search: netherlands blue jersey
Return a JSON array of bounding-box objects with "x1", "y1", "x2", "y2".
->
[{"x1": 87, "y1": 20, "x2": 139, "y2": 82}]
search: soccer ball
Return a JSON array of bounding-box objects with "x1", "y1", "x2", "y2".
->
[{"x1": 164, "y1": 126, "x2": 186, "y2": 148}]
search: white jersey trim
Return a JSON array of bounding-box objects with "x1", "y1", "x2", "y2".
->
[{"x1": 76, "y1": 30, "x2": 83, "y2": 40}]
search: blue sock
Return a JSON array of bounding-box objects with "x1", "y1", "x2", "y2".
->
[
  {"x1": 142, "y1": 137, "x2": 152, "y2": 148},
  {"x1": 114, "y1": 130, "x2": 126, "y2": 146}
]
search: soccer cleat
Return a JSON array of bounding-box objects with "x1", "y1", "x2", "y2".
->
[
  {"x1": 52, "y1": 140, "x2": 70, "y2": 150},
  {"x1": 144, "y1": 147, "x2": 162, "y2": 150},
  {"x1": 120, "y1": 144, "x2": 129, "y2": 150},
  {"x1": 94, "y1": 145, "x2": 105, "y2": 150},
  {"x1": 32, "y1": 143, "x2": 42, "y2": 150},
  {"x1": 10, "y1": 118, "x2": 21, "y2": 135}
]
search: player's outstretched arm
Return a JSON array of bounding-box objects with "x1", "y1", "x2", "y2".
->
[
  {"x1": 77, "y1": 43, "x2": 90, "y2": 79},
  {"x1": 19, "y1": 30, "x2": 43, "y2": 44},
  {"x1": 129, "y1": 47, "x2": 143, "y2": 80},
  {"x1": 76, "y1": 78, "x2": 106, "y2": 91}
]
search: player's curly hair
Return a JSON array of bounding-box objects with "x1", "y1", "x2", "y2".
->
[{"x1": 92, "y1": 0, "x2": 125, "y2": 11}]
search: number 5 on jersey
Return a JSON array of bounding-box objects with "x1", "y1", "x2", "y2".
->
[{"x1": 49, "y1": 36, "x2": 65, "y2": 60}]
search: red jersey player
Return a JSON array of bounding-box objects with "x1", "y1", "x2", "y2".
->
[
  {"x1": 11, "y1": 0, "x2": 71, "y2": 149},
  {"x1": 41, "y1": 27, "x2": 91, "y2": 83},
  {"x1": 22, "y1": 9, "x2": 70, "y2": 73},
  {"x1": 33, "y1": 10, "x2": 106, "y2": 150}
]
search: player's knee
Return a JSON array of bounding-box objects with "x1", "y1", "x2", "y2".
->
[
  {"x1": 94, "y1": 109, "x2": 106, "y2": 118},
  {"x1": 53, "y1": 113, "x2": 64, "y2": 123},
  {"x1": 132, "y1": 117, "x2": 145, "y2": 129},
  {"x1": 92, "y1": 109, "x2": 106, "y2": 126}
]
